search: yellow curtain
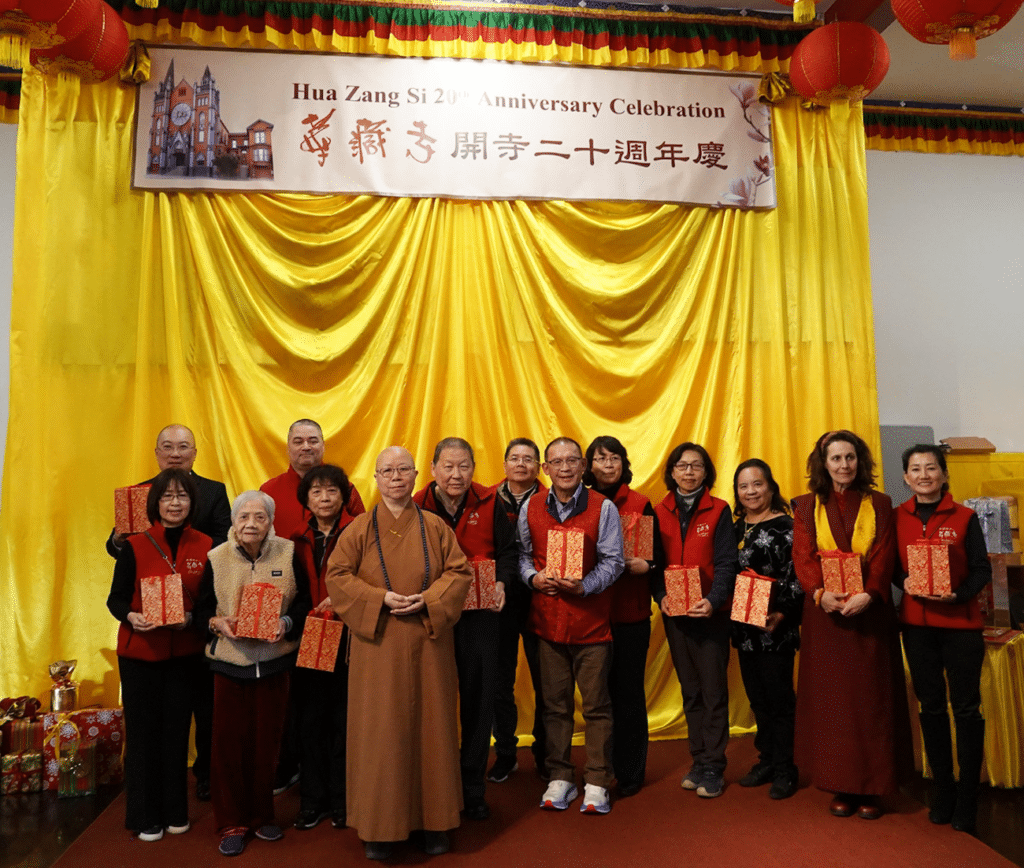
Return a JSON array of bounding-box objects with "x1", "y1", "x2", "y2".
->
[{"x1": 0, "y1": 67, "x2": 879, "y2": 741}]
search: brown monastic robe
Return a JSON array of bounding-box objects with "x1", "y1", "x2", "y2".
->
[{"x1": 325, "y1": 502, "x2": 471, "y2": 842}]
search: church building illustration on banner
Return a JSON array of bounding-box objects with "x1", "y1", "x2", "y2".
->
[{"x1": 146, "y1": 60, "x2": 275, "y2": 180}]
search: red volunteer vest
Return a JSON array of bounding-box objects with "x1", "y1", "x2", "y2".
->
[
  {"x1": 292, "y1": 514, "x2": 354, "y2": 607},
  {"x1": 896, "y1": 493, "x2": 983, "y2": 629},
  {"x1": 606, "y1": 484, "x2": 654, "y2": 624},
  {"x1": 655, "y1": 488, "x2": 730, "y2": 610},
  {"x1": 117, "y1": 524, "x2": 211, "y2": 661},
  {"x1": 526, "y1": 488, "x2": 611, "y2": 644},
  {"x1": 414, "y1": 481, "x2": 499, "y2": 560}
]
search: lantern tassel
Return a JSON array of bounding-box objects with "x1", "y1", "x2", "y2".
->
[
  {"x1": 0, "y1": 34, "x2": 29, "y2": 70},
  {"x1": 949, "y1": 27, "x2": 976, "y2": 61},
  {"x1": 136, "y1": 0, "x2": 160, "y2": 7},
  {"x1": 793, "y1": 0, "x2": 816, "y2": 23}
]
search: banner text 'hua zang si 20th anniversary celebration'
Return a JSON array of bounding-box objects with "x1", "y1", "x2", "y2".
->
[{"x1": 132, "y1": 46, "x2": 776, "y2": 209}]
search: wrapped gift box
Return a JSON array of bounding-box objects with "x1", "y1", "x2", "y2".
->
[
  {"x1": 2, "y1": 719, "x2": 43, "y2": 754},
  {"x1": 464, "y1": 558, "x2": 500, "y2": 610},
  {"x1": 965, "y1": 497, "x2": 1013, "y2": 554},
  {"x1": 820, "y1": 551, "x2": 864, "y2": 596},
  {"x1": 664, "y1": 566, "x2": 703, "y2": 616},
  {"x1": 58, "y1": 740, "x2": 96, "y2": 798},
  {"x1": 620, "y1": 514, "x2": 654, "y2": 560},
  {"x1": 113, "y1": 485, "x2": 151, "y2": 536},
  {"x1": 547, "y1": 528, "x2": 585, "y2": 581},
  {"x1": 731, "y1": 570, "x2": 775, "y2": 628},
  {"x1": 235, "y1": 583, "x2": 283, "y2": 641},
  {"x1": 905, "y1": 542, "x2": 952, "y2": 597},
  {"x1": 1, "y1": 752, "x2": 43, "y2": 795},
  {"x1": 41, "y1": 708, "x2": 123, "y2": 789},
  {"x1": 140, "y1": 573, "x2": 186, "y2": 626},
  {"x1": 296, "y1": 613, "x2": 344, "y2": 672}
]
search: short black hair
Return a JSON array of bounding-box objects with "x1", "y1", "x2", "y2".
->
[
  {"x1": 146, "y1": 468, "x2": 199, "y2": 526},
  {"x1": 504, "y1": 437, "x2": 540, "y2": 462},
  {"x1": 432, "y1": 438, "x2": 475, "y2": 464},
  {"x1": 663, "y1": 442, "x2": 717, "y2": 492},
  {"x1": 583, "y1": 435, "x2": 633, "y2": 487},
  {"x1": 296, "y1": 463, "x2": 352, "y2": 509}
]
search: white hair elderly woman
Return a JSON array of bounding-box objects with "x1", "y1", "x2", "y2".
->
[{"x1": 195, "y1": 490, "x2": 311, "y2": 858}]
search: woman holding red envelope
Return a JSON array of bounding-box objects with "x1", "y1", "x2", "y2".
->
[
  {"x1": 583, "y1": 436, "x2": 662, "y2": 798},
  {"x1": 895, "y1": 444, "x2": 991, "y2": 834},
  {"x1": 106, "y1": 468, "x2": 212, "y2": 843},
  {"x1": 792, "y1": 430, "x2": 908, "y2": 820}
]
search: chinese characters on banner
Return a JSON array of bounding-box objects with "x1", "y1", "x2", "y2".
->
[{"x1": 133, "y1": 46, "x2": 776, "y2": 209}]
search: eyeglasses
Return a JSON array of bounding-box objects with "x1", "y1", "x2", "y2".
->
[
  {"x1": 507, "y1": 456, "x2": 537, "y2": 466},
  {"x1": 674, "y1": 462, "x2": 705, "y2": 472},
  {"x1": 546, "y1": 457, "x2": 582, "y2": 469},
  {"x1": 159, "y1": 492, "x2": 190, "y2": 502},
  {"x1": 376, "y1": 465, "x2": 415, "y2": 479}
]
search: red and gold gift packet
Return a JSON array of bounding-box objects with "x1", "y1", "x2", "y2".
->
[
  {"x1": 465, "y1": 558, "x2": 500, "y2": 610},
  {"x1": 547, "y1": 529, "x2": 585, "y2": 581},
  {"x1": 905, "y1": 542, "x2": 952, "y2": 596},
  {"x1": 140, "y1": 574, "x2": 186, "y2": 626},
  {"x1": 235, "y1": 583, "x2": 283, "y2": 640},
  {"x1": 620, "y1": 514, "x2": 654, "y2": 560},
  {"x1": 114, "y1": 485, "x2": 151, "y2": 536},
  {"x1": 297, "y1": 611, "x2": 344, "y2": 672},
  {"x1": 663, "y1": 566, "x2": 703, "y2": 616},
  {"x1": 731, "y1": 570, "x2": 776, "y2": 628},
  {"x1": 820, "y1": 550, "x2": 864, "y2": 596}
]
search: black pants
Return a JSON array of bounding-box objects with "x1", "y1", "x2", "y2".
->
[
  {"x1": 609, "y1": 619, "x2": 651, "y2": 789},
  {"x1": 294, "y1": 658, "x2": 348, "y2": 813},
  {"x1": 492, "y1": 579, "x2": 545, "y2": 764},
  {"x1": 119, "y1": 654, "x2": 201, "y2": 831},
  {"x1": 455, "y1": 609, "x2": 501, "y2": 800},
  {"x1": 902, "y1": 625, "x2": 984, "y2": 720},
  {"x1": 737, "y1": 647, "x2": 797, "y2": 775},
  {"x1": 191, "y1": 664, "x2": 214, "y2": 784},
  {"x1": 663, "y1": 612, "x2": 731, "y2": 774}
]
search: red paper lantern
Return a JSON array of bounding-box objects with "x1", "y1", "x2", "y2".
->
[
  {"x1": 789, "y1": 21, "x2": 890, "y2": 105},
  {"x1": 0, "y1": 0, "x2": 98, "y2": 69},
  {"x1": 891, "y1": 0, "x2": 1023, "y2": 60},
  {"x1": 31, "y1": 2, "x2": 129, "y2": 83}
]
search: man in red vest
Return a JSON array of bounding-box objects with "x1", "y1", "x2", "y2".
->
[{"x1": 517, "y1": 437, "x2": 624, "y2": 815}]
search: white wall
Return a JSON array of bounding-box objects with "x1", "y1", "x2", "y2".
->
[{"x1": 868, "y1": 149, "x2": 1024, "y2": 451}]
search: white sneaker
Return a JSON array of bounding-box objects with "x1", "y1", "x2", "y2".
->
[
  {"x1": 580, "y1": 784, "x2": 611, "y2": 814},
  {"x1": 166, "y1": 822, "x2": 191, "y2": 835},
  {"x1": 539, "y1": 779, "x2": 578, "y2": 810}
]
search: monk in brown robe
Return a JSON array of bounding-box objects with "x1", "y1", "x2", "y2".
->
[{"x1": 325, "y1": 446, "x2": 472, "y2": 861}]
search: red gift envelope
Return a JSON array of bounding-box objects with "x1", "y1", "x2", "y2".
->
[
  {"x1": 140, "y1": 574, "x2": 186, "y2": 626},
  {"x1": 664, "y1": 565, "x2": 703, "y2": 616},
  {"x1": 465, "y1": 558, "x2": 500, "y2": 611},
  {"x1": 296, "y1": 612, "x2": 344, "y2": 672},
  {"x1": 113, "y1": 485, "x2": 151, "y2": 536},
  {"x1": 621, "y1": 513, "x2": 654, "y2": 560},
  {"x1": 730, "y1": 570, "x2": 776, "y2": 628},
  {"x1": 820, "y1": 550, "x2": 864, "y2": 596},
  {"x1": 235, "y1": 582, "x2": 283, "y2": 641},
  {"x1": 547, "y1": 528, "x2": 585, "y2": 581},
  {"x1": 905, "y1": 542, "x2": 953, "y2": 597}
]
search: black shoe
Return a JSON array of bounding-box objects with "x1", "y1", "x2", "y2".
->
[
  {"x1": 739, "y1": 763, "x2": 774, "y2": 788},
  {"x1": 196, "y1": 779, "x2": 211, "y2": 802},
  {"x1": 294, "y1": 808, "x2": 330, "y2": 831},
  {"x1": 273, "y1": 768, "x2": 300, "y2": 796},
  {"x1": 769, "y1": 772, "x2": 798, "y2": 800},
  {"x1": 255, "y1": 824, "x2": 284, "y2": 842},
  {"x1": 618, "y1": 781, "x2": 642, "y2": 797},
  {"x1": 422, "y1": 831, "x2": 450, "y2": 856},
  {"x1": 463, "y1": 797, "x2": 490, "y2": 820},
  {"x1": 331, "y1": 810, "x2": 347, "y2": 829},
  {"x1": 487, "y1": 755, "x2": 519, "y2": 783},
  {"x1": 364, "y1": 841, "x2": 393, "y2": 860}
]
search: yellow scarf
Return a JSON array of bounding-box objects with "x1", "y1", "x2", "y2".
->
[{"x1": 815, "y1": 492, "x2": 875, "y2": 556}]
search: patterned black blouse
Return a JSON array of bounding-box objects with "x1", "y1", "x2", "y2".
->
[{"x1": 731, "y1": 514, "x2": 803, "y2": 653}]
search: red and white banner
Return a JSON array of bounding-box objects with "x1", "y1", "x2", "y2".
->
[{"x1": 132, "y1": 45, "x2": 776, "y2": 208}]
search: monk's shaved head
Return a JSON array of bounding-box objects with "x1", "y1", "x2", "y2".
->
[{"x1": 376, "y1": 446, "x2": 415, "y2": 471}]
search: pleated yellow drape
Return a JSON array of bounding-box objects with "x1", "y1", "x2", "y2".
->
[{"x1": 1, "y1": 67, "x2": 879, "y2": 743}]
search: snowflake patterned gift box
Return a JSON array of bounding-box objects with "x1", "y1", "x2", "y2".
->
[
  {"x1": 905, "y1": 542, "x2": 952, "y2": 597},
  {"x1": 464, "y1": 558, "x2": 499, "y2": 610},
  {"x1": 140, "y1": 573, "x2": 186, "y2": 626},
  {"x1": 730, "y1": 570, "x2": 776, "y2": 628},
  {"x1": 620, "y1": 514, "x2": 654, "y2": 560},
  {"x1": 113, "y1": 485, "x2": 151, "y2": 536},
  {"x1": 41, "y1": 708, "x2": 123, "y2": 790},
  {"x1": 1, "y1": 751, "x2": 43, "y2": 794},
  {"x1": 663, "y1": 566, "x2": 703, "y2": 616},
  {"x1": 819, "y1": 550, "x2": 864, "y2": 596},
  {"x1": 546, "y1": 528, "x2": 585, "y2": 581},
  {"x1": 296, "y1": 611, "x2": 344, "y2": 672},
  {"x1": 235, "y1": 582, "x2": 283, "y2": 641}
]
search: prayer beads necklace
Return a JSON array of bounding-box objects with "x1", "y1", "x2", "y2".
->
[{"x1": 372, "y1": 504, "x2": 431, "y2": 593}]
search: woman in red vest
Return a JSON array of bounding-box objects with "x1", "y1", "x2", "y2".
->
[
  {"x1": 895, "y1": 444, "x2": 990, "y2": 833},
  {"x1": 107, "y1": 468, "x2": 213, "y2": 842},
  {"x1": 583, "y1": 436, "x2": 663, "y2": 797},
  {"x1": 792, "y1": 430, "x2": 907, "y2": 820},
  {"x1": 652, "y1": 442, "x2": 738, "y2": 800}
]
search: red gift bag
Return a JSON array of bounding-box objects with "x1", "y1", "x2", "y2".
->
[
  {"x1": 235, "y1": 583, "x2": 284, "y2": 641},
  {"x1": 464, "y1": 558, "x2": 500, "y2": 610},
  {"x1": 664, "y1": 566, "x2": 703, "y2": 616},
  {"x1": 296, "y1": 611, "x2": 344, "y2": 672}
]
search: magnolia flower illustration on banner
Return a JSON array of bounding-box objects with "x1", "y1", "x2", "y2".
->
[{"x1": 718, "y1": 82, "x2": 774, "y2": 208}]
